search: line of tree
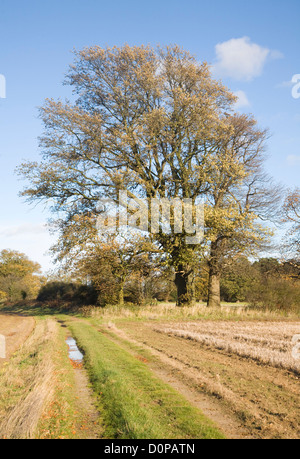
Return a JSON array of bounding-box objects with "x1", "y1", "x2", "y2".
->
[{"x1": 17, "y1": 44, "x2": 295, "y2": 307}]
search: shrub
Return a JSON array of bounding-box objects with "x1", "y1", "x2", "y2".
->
[
  {"x1": 37, "y1": 282, "x2": 97, "y2": 305},
  {"x1": 247, "y1": 277, "x2": 300, "y2": 313}
]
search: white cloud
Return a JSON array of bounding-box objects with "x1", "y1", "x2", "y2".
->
[
  {"x1": 287, "y1": 155, "x2": 300, "y2": 166},
  {"x1": 0, "y1": 223, "x2": 47, "y2": 238},
  {"x1": 233, "y1": 90, "x2": 250, "y2": 109},
  {"x1": 213, "y1": 37, "x2": 283, "y2": 81}
]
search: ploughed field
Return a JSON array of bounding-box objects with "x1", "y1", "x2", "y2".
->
[
  {"x1": 0, "y1": 315, "x2": 35, "y2": 365},
  {"x1": 110, "y1": 319, "x2": 300, "y2": 439}
]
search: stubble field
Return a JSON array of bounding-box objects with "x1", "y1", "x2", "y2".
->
[{"x1": 107, "y1": 316, "x2": 300, "y2": 439}]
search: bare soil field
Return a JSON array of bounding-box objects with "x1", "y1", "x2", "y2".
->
[
  {"x1": 0, "y1": 315, "x2": 35, "y2": 365},
  {"x1": 110, "y1": 319, "x2": 300, "y2": 439}
]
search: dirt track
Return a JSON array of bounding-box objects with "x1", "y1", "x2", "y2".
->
[{"x1": 0, "y1": 315, "x2": 35, "y2": 364}]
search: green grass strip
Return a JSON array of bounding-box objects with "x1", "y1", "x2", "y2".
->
[{"x1": 68, "y1": 321, "x2": 225, "y2": 440}]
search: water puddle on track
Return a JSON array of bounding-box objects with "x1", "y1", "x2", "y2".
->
[{"x1": 66, "y1": 336, "x2": 84, "y2": 368}]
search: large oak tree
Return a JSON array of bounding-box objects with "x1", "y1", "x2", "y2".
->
[{"x1": 18, "y1": 44, "x2": 278, "y2": 305}]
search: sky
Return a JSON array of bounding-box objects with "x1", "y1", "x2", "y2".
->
[{"x1": 0, "y1": 0, "x2": 299, "y2": 273}]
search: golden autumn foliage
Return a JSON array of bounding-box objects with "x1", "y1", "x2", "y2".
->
[
  {"x1": 18, "y1": 44, "x2": 281, "y2": 306},
  {"x1": 0, "y1": 250, "x2": 43, "y2": 302}
]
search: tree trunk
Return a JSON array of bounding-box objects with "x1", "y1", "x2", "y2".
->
[
  {"x1": 207, "y1": 241, "x2": 221, "y2": 307},
  {"x1": 207, "y1": 270, "x2": 221, "y2": 307},
  {"x1": 118, "y1": 279, "x2": 125, "y2": 306},
  {"x1": 175, "y1": 264, "x2": 192, "y2": 306}
]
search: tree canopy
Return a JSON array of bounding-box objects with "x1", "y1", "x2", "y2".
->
[
  {"x1": 18, "y1": 44, "x2": 279, "y2": 305},
  {"x1": 0, "y1": 250, "x2": 42, "y2": 302}
]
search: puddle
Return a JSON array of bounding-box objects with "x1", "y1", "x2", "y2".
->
[{"x1": 66, "y1": 337, "x2": 84, "y2": 365}]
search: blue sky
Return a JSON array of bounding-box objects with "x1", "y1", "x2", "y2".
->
[{"x1": 0, "y1": 0, "x2": 299, "y2": 273}]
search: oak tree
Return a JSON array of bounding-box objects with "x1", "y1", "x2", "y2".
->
[
  {"x1": 18, "y1": 44, "x2": 278, "y2": 305},
  {"x1": 203, "y1": 114, "x2": 281, "y2": 307}
]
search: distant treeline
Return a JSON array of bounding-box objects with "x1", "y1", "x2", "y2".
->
[{"x1": 37, "y1": 257, "x2": 300, "y2": 313}]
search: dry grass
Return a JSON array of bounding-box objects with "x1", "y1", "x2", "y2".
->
[
  {"x1": 0, "y1": 319, "x2": 57, "y2": 439},
  {"x1": 153, "y1": 321, "x2": 300, "y2": 374},
  {"x1": 82, "y1": 302, "x2": 299, "y2": 321}
]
